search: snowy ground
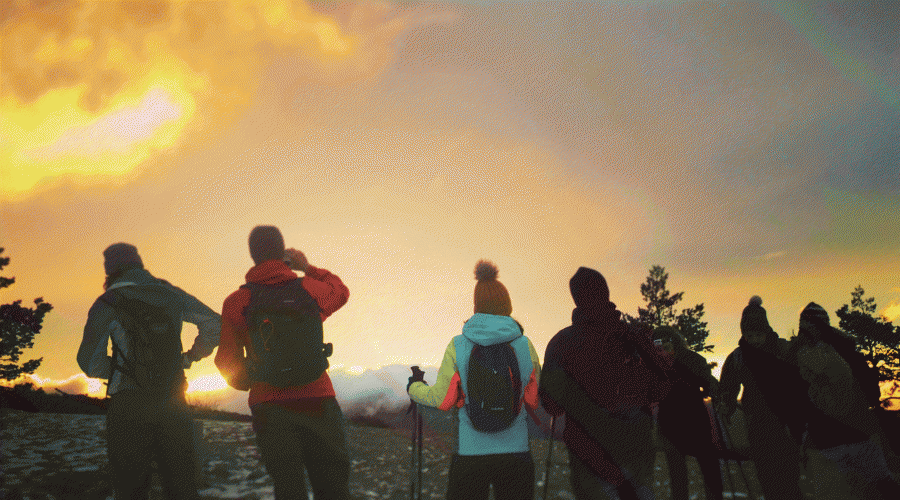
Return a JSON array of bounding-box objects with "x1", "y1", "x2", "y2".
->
[{"x1": 2, "y1": 408, "x2": 769, "y2": 500}]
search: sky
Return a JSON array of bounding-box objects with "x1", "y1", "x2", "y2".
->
[{"x1": 1, "y1": 1, "x2": 899, "y2": 408}]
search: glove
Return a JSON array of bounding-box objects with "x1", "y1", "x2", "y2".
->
[{"x1": 407, "y1": 365, "x2": 426, "y2": 393}]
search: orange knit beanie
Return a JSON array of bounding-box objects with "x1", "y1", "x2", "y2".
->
[{"x1": 473, "y1": 260, "x2": 512, "y2": 316}]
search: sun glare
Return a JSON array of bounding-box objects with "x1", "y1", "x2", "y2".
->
[
  {"x1": 882, "y1": 301, "x2": 900, "y2": 323},
  {"x1": 186, "y1": 374, "x2": 230, "y2": 395}
]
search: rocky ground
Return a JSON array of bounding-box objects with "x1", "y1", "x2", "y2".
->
[{"x1": 2, "y1": 408, "x2": 770, "y2": 500}]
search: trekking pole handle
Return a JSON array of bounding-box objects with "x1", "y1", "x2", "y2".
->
[{"x1": 411, "y1": 365, "x2": 425, "y2": 379}]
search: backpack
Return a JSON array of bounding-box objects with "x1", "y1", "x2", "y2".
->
[
  {"x1": 242, "y1": 280, "x2": 331, "y2": 387},
  {"x1": 101, "y1": 290, "x2": 185, "y2": 399},
  {"x1": 465, "y1": 342, "x2": 523, "y2": 433},
  {"x1": 565, "y1": 322, "x2": 671, "y2": 413}
]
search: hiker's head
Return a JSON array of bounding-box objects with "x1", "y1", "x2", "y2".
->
[
  {"x1": 103, "y1": 243, "x2": 144, "y2": 276},
  {"x1": 653, "y1": 325, "x2": 684, "y2": 355},
  {"x1": 473, "y1": 260, "x2": 512, "y2": 316},
  {"x1": 248, "y1": 225, "x2": 285, "y2": 265},
  {"x1": 799, "y1": 302, "x2": 830, "y2": 341},
  {"x1": 740, "y1": 295, "x2": 772, "y2": 347},
  {"x1": 569, "y1": 267, "x2": 610, "y2": 309}
]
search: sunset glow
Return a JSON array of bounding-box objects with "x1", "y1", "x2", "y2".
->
[
  {"x1": 186, "y1": 373, "x2": 230, "y2": 395},
  {"x1": 0, "y1": 0, "x2": 355, "y2": 197},
  {"x1": 2, "y1": 1, "x2": 897, "y2": 414}
]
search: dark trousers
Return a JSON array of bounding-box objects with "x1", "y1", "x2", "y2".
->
[
  {"x1": 748, "y1": 419, "x2": 802, "y2": 500},
  {"x1": 251, "y1": 399, "x2": 350, "y2": 500},
  {"x1": 445, "y1": 452, "x2": 535, "y2": 500},
  {"x1": 663, "y1": 448, "x2": 723, "y2": 500},
  {"x1": 105, "y1": 391, "x2": 198, "y2": 500}
]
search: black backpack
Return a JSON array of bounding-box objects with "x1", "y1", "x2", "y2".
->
[
  {"x1": 101, "y1": 290, "x2": 185, "y2": 398},
  {"x1": 465, "y1": 342, "x2": 523, "y2": 433},
  {"x1": 242, "y1": 280, "x2": 331, "y2": 387}
]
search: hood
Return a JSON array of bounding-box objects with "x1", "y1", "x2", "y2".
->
[
  {"x1": 104, "y1": 268, "x2": 178, "y2": 309},
  {"x1": 462, "y1": 313, "x2": 523, "y2": 346},
  {"x1": 245, "y1": 260, "x2": 299, "y2": 285}
]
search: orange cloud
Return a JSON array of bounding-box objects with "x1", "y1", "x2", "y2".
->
[{"x1": 1, "y1": 0, "x2": 415, "y2": 197}]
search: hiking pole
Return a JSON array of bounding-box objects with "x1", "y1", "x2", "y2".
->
[
  {"x1": 708, "y1": 404, "x2": 737, "y2": 500},
  {"x1": 416, "y1": 402, "x2": 423, "y2": 500},
  {"x1": 407, "y1": 366, "x2": 425, "y2": 500},
  {"x1": 542, "y1": 414, "x2": 557, "y2": 500},
  {"x1": 407, "y1": 399, "x2": 419, "y2": 500}
]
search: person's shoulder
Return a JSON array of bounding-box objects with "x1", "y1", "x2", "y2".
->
[
  {"x1": 223, "y1": 286, "x2": 251, "y2": 307},
  {"x1": 724, "y1": 346, "x2": 743, "y2": 364}
]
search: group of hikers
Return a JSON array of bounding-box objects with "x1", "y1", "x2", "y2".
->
[{"x1": 77, "y1": 225, "x2": 899, "y2": 500}]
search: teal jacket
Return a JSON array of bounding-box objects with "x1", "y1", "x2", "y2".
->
[
  {"x1": 409, "y1": 313, "x2": 541, "y2": 456},
  {"x1": 78, "y1": 268, "x2": 221, "y2": 395}
]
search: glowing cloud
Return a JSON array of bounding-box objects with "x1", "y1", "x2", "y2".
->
[
  {"x1": 26, "y1": 87, "x2": 182, "y2": 159},
  {"x1": 0, "y1": 373, "x2": 105, "y2": 397},
  {"x1": 0, "y1": 0, "x2": 360, "y2": 197}
]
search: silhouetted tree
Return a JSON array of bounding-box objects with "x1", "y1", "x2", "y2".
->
[
  {"x1": 836, "y1": 286, "x2": 900, "y2": 382},
  {"x1": 0, "y1": 248, "x2": 51, "y2": 381},
  {"x1": 626, "y1": 265, "x2": 713, "y2": 353}
]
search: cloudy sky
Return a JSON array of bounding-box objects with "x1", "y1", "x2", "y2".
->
[{"x1": 1, "y1": 1, "x2": 898, "y2": 400}]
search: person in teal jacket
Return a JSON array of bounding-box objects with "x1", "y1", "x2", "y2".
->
[
  {"x1": 78, "y1": 243, "x2": 220, "y2": 500},
  {"x1": 408, "y1": 260, "x2": 542, "y2": 500}
]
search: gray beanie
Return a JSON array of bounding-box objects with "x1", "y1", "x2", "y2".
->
[{"x1": 103, "y1": 243, "x2": 143, "y2": 276}]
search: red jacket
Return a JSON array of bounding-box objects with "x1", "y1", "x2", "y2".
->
[{"x1": 215, "y1": 260, "x2": 349, "y2": 409}]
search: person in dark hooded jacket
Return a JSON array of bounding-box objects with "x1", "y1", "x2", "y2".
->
[
  {"x1": 539, "y1": 267, "x2": 673, "y2": 500},
  {"x1": 653, "y1": 325, "x2": 722, "y2": 500},
  {"x1": 719, "y1": 296, "x2": 805, "y2": 500}
]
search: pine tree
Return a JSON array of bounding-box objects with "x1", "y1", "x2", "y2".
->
[
  {"x1": 1, "y1": 248, "x2": 52, "y2": 381},
  {"x1": 836, "y1": 286, "x2": 900, "y2": 382},
  {"x1": 626, "y1": 265, "x2": 713, "y2": 353}
]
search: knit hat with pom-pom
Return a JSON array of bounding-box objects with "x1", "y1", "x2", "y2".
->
[
  {"x1": 473, "y1": 260, "x2": 512, "y2": 316},
  {"x1": 740, "y1": 295, "x2": 773, "y2": 336}
]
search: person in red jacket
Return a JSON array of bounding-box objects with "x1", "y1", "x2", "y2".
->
[{"x1": 215, "y1": 225, "x2": 350, "y2": 500}]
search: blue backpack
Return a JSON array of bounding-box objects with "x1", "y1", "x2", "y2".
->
[{"x1": 465, "y1": 342, "x2": 523, "y2": 433}]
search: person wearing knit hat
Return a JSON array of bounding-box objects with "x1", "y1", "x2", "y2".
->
[
  {"x1": 78, "y1": 243, "x2": 221, "y2": 500},
  {"x1": 719, "y1": 295, "x2": 804, "y2": 500},
  {"x1": 793, "y1": 302, "x2": 900, "y2": 499},
  {"x1": 407, "y1": 260, "x2": 542, "y2": 500},
  {"x1": 539, "y1": 266, "x2": 675, "y2": 500},
  {"x1": 473, "y1": 259, "x2": 513, "y2": 316},
  {"x1": 739, "y1": 295, "x2": 775, "y2": 348}
]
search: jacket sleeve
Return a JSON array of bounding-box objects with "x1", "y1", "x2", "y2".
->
[
  {"x1": 302, "y1": 265, "x2": 349, "y2": 320},
  {"x1": 523, "y1": 337, "x2": 542, "y2": 412},
  {"x1": 77, "y1": 298, "x2": 116, "y2": 379},
  {"x1": 409, "y1": 339, "x2": 463, "y2": 411},
  {"x1": 173, "y1": 286, "x2": 221, "y2": 361},
  {"x1": 539, "y1": 335, "x2": 567, "y2": 416},
  {"x1": 214, "y1": 291, "x2": 251, "y2": 391},
  {"x1": 718, "y1": 351, "x2": 741, "y2": 409}
]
